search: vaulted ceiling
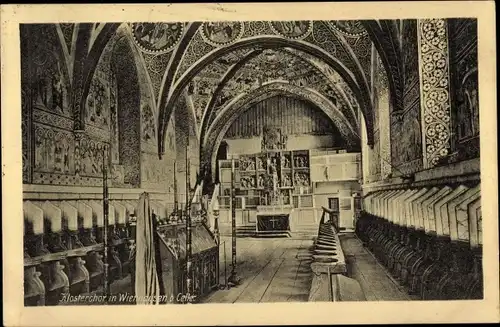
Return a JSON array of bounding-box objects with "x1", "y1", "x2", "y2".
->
[{"x1": 52, "y1": 20, "x2": 404, "y2": 164}]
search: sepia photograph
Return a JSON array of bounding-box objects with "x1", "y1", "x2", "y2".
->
[{"x1": 2, "y1": 2, "x2": 498, "y2": 326}]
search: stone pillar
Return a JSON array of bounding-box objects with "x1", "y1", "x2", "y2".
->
[{"x1": 417, "y1": 19, "x2": 453, "y2": 168}]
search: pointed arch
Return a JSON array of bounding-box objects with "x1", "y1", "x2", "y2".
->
[
  {"x1": 199, "y1": 48, "x2": 265, "y2": 143},
  {"x1": 158, "y1": 35, "x2": 375, "y2": 158},
  {"x1": 200, "y1": 81, "x2": 362, "y2": 179},
  {"x1": 361, "y1": 20, "x2": 404, "y2": 112},
  {"x1": 72, "y1": 23, "x2": 120, "y2": 129},
  {"x1": 157, "y1": 22, "x2": 203, "y2": 109}
]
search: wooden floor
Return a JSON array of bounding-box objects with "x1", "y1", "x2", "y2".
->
[
  {"x1": 339, "y1": 234, "x2": 413, "y2": 301},
  {"x1": 202, "y1": 234, "x2": 412, "y2": 303},
  {"x1": 203, "y1": 237, "x2": 314, "y2": 303}
]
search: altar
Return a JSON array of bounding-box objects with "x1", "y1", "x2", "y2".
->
[{"x1": 256, "y1": 205, "x2": 293, "y2": 234}]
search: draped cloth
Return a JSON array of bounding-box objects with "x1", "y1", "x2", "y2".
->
[
  {"x1": 134, "y1": 192, "x2": 160, "y2": 304},
  {"x1": 207, "y1": 184, "x2": 220, "y2": 232}
]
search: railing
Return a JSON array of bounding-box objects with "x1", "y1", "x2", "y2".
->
[
  {"x1": 308, "y1": 209, "x2": 366, "y2": 302},
  {"x1": 320, "y1": 206, "x2": 339, "y2": 233}
]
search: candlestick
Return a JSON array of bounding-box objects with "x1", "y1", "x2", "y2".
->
[
  {"x1": 213, "y1": 197, "x2": 220, "y2": 245},
  {"x1": 228, "y1": 159, "x2": 239, "y2": 286},
  {"x1": 102, "y1": 145, "x2": 110, "y2": 301},
  {"x1": 185, "y1": 141, "x2": 193, "y2": 298}
]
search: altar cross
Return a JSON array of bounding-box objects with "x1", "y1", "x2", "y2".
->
[{"x1": 269, "y1": 217, "x2": 280, "y2": 229}]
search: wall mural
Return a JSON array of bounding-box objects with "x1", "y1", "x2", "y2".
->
[
  {"x1": 448, "y1": 19, "x2": 479, "y2": 161},
  {"x1": 402, "y1": 20, "x2": 421, "y2": 109},
  {"x1": 58, "y1": 23, "x2": 74, "y2": 53},
  {"x1": 377, "y1": 55, "x2": 392, "y2": 179},
  {"x1": 34, "y1": 123, "x2": 75, "y2": 175},
  {"x1": 20, "y1": 23, "x2": 183, "y2": 189},
  {"x1": 132, "y1": 23, "x2": 184, "y2": 54},
  {"x1": 200, "y1": 22, "x2": 244, "y2": 46},
  {"x1": 173, "y1": 20, "x2": 364, "y2": 93},
  {"x1": 141, "y1": 152, "x2": 174, "y2": 188},
  {"x1": 118, "y1": 113, "x2": 140, "y2": 187},
  {"x1": 141, "y1": 103, "x2": 156, "y2": 143},
  {"x1": 78, "y1": 136, "x2": 106, "y2": 177},
  {"x1": 418, "y1": 19, "x2": 453, "y2": 168},
  {"x1": 456, "y1": 72, "x2": 479, "y2": 139},
  {"x1": 30, "y1": 28, "x2": 71, "y2": 119},
  {"x1": 168, "y1": 127, "x2": 176, "y2": 152},
  {"x1": 21, "y1": 24, "x2": 77, "y2": 185},
  {"x1": 85, "y1": 70, "x2": 113, "y2": 130},
  {"x1": 391, "y1": 107, "x2": 423, "y2": 173},
  {"x1": 111, "y1": 164, "x2": 125, "y2": 186},
  {"x1": 269, "y1": 21, "x2": 313, "y2": 40},
  {"x1": 109, "y1": 77, "x2": 120, "y2": 164},
  {"x1": 389, "y1": 20, "x2": 423, "y2": 173},
  {"x1": 368, "y1": 131, "x2": 381, "y2": 179},
  {"x1": 205, "y1": 48, "x2": 357, "y2": 132}
]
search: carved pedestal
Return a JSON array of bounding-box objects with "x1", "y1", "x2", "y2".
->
[
  {"x1": 80, "y1": 227, "x2": 97, "y2": 247},
  {"x1": 392, "y1": 228, "x2": 417, "y2": 279},
  {"x1": 408, "y1": 234, "x2": 437, "y2": 295},
  {"x1": 464, "y1": 247, "x2": 483, "y2": 299},
  {"x1": 400, "y1": 230, "x2": 426, "y2": 285},
  {"x1": 381, "y1": 225, "x2": 401, "y2": 267},
  {"x1": 85, "y1": 249, "x2": 104, "y2": 292},
  {"x1": 387, "y1": 228, "x2": 408, "y2": 272},
  {"x1": 420, "y1": 238, "x2": 452, "y2": 300},
  {"x1": 67, "y1": 252, "x2": 90, "y2": 294},
  {"x1": 39, "y1": 255, "x2": 70, "y2": 305},
  {"x1": 24, "y1": 258, "x2": 46, "y2": 306},
  {"x1": 436, "y1": 242, "x2": 474, "y2": 300}
]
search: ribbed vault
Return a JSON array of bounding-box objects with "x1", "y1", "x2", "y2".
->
[
  {"x1": 58, "y1": 19, "x2": 404, "y2": 176},
  {"x1": 200, "y1": 81, "x2": 362, "y2": 180}
]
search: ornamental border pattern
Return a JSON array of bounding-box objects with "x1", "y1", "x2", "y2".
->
[{"x1": 418, "y1": 19, "x2": 452, "y2": 168}]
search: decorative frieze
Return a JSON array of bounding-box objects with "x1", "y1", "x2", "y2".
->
[{"x1": 418, "y1": 19, "x2": 453, "y2": 168}]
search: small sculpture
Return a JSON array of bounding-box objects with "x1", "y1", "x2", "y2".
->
[{"x1": 257, "y1": 157, "x2": 264, "y2": 170}]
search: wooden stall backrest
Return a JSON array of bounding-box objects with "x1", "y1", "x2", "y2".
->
[
  {"x1": 435, "y1": 185, "x2": 469, "y2": 236},
  {"x1": 24, "y1": 201, "x2": 44, "y2": 235},
  {"x1": 59, "y1": 201, "x2": 78, "y2": 231},
  {"x1": 423, "y1": 187, "x2": 452, "y2": 234},
  {"x1": 113, "y1": 201, "x2": 127, "y2": 225},
  {"x1": 42, "y1": 201, "x2": 62, "y2": 233}
]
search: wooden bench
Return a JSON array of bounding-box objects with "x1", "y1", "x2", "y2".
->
[{"x1": 308, "y1": 207, "x2": 366, "y2": 302}]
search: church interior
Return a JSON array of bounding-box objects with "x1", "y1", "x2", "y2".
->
[{"x1": 21, "y1": 19, "x2": 482, "y2": 305}]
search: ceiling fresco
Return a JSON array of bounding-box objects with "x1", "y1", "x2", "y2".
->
[
  {"x1": 195, "y1": 48, "x2": 360, "y2": 144},
  {"x1": 52, "y1": 20, "x2": 404, "y2": 158}
]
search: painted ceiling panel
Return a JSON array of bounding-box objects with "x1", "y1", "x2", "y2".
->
[
  {"x1": 197, "y1": 48, "x2": 360, "y2": 143},
  {"x1": 60, "y1": 20, "x2": 406, "y2": 158}
]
